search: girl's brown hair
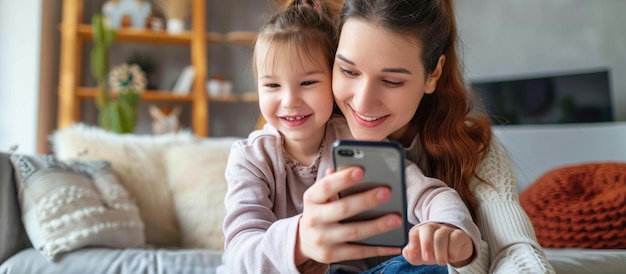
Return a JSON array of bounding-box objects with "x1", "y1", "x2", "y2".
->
[
  {"x1": 338, "y1": 0, "x2": 493, "y2": 219},
  {"x1": 252, "y1": 0, "x2": 340, "y2": 79}
]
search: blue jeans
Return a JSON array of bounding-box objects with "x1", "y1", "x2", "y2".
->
[{"x1": 327, "y1": 255, "x2": 448, "y2": 274}]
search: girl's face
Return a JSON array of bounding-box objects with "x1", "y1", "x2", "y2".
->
[
  {"x1": 257, "y1": 43, "x2": 334, "y2": 145},
  {"x1": 332, "y1": 19, "x2": 444, "y2": 142}
]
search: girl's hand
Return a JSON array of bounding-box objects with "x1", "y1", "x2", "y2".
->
[
  {"x1": 402, "y1": 223, "x2": 474, "y2": 267},
  {"x1": 295, "y1": 167, "x2": 403, "y2": 265}
]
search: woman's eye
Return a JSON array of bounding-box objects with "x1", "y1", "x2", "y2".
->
[
  {"x1": 340, "y1": 67, "x2": 358, "y2": 77},
  {"x1": 383, "y1": 80, "x2": 404, "y2": 87},
  {"x1": 301, "y1": 80, "x2": 318, "y2": 86}
]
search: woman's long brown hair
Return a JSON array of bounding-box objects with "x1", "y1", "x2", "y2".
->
[{"x1": 338, "y1": 0, "x2": 493, "y2": 219}]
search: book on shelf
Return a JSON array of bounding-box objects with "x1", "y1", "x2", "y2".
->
[{"x1": 172, "y1": 65, "x2": 195, "y2": 94}]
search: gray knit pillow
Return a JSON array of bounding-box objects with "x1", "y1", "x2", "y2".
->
[{"x1": 10, "y1": 154, "x2": 145, "y2": 261}]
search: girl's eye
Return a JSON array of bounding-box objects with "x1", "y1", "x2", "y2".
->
[
  {"x1": 383, "y1": 80, "x2": 404, "y2": 87},
  {"x1": 340, "y1": 67, "x2": 358, "y2": 77},
  {"x1": 301, "y1": 80, "x2": 318, "y2": 86},
  {"x1": 264, "y1": 83, "x2": 280, "y2": 88}
]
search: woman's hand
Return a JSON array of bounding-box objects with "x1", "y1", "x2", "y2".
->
[
  {"x1": 402, "y1": 223, "x2": 474, "y2": 267},
  {"x1": 295, "y1": 167, "x2": 403, "y2": 265}
]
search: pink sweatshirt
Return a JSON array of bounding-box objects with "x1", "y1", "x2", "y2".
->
[{"x1": 223, "y1": 116, "x2": 480, "y2": 273}]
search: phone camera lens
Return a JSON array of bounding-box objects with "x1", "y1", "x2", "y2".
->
[{"x1": 338, "y1": 149, "x2": 354, "y2": 157}]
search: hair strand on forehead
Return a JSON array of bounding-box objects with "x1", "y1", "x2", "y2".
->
[{"x1": 256, "y1": 37, "x2": 329, "y2": 77}]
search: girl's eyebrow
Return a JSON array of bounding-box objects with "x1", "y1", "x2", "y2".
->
[
  {"x1": 305, "y1": 70, "x2": 325, "y2": 76},
  {"x1": 336, "y1": 54, "x2": 411, "y2": 75},
  {"x1": 259, "y1": 70, "x2": 324, "y2": 80}
]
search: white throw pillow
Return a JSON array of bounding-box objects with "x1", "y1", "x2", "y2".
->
[{"x1": 164, "y1": 138, "x2": 239, "y2": 250}]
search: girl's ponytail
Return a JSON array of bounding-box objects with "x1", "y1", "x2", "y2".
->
[{"x1": 277, "y1": 0, "x2": 342, "y2": 18}]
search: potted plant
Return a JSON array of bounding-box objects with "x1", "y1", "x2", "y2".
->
[{"x1": 91, "y1": 14, "x2": 146, "y2": 134}]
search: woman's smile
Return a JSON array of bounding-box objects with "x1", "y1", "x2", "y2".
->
[{"x1": 350, "y1": 107, "x2": 389, "y2": 127}]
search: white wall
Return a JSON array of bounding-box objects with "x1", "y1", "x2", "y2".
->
[
  {"x1": 456, "y1": 0, "x2": 626, "y2": 120},
  {"x1": 0, "y1": 0, "x2": 42, "y2": 154},
  {"x1": 494, "y1": 122, "x2": 626, "y2": 191}
]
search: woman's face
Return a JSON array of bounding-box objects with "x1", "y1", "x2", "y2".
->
[{"x1": 332, "y1": 18, "x2": 443, "y2": 142}]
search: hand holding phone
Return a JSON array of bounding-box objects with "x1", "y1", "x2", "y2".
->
[{"x1": 332, "y1": 140, "x2": 409, "y2": 247}]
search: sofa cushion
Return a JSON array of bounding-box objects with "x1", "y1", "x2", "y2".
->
[
  {"x1": 9, "y1": 153, "x2": 145, "y2": 260},
  {"x1": 164, "y1": 138, "x2": 239, "y2": 250},
  {"x1": 0, "y1": 247, "x2": 225, "y2": 274},
  {"x1": 51, "y1": 124, "x2": 197, "y2": 247},
  {"x1": 0, "y1": 152, "x2": 31, "y2": 263}
]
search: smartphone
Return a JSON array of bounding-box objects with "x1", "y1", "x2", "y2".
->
[{"x1": 332, "y1": 140, "x2": 409, "y2": 247}]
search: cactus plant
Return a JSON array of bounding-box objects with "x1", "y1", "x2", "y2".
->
[
  {"x1": 106, "y1": 63, "x2": 146, "y2": 133},
  {"x1": 91, "y1": 14, "x2": 144, "y2": 134}
]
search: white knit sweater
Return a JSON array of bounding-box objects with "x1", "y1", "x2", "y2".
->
[{"x1": 406, "y1": 136, "x2": 555, "y2": 273}]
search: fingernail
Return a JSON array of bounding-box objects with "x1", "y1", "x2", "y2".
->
[
  {"x1": 351, "y1": 168, "x2": 362, "y2": 180},
  {"x1": 388, "y1": 216, "x2": 401, "y2": 227},
  {"x1": 377, "y1": 189, "x2": 390, "y2": 201}
]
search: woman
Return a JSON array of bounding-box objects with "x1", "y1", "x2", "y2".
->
[
  {"x1": 297, "y1": 0, "x2": 555, "y2": 273},
  {"x1": 224, "y1": 0, "x2": 479, "y2": 273}
]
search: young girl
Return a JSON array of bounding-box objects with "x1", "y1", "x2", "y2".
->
[
  {"x1": 223, "y1": 1, "x2": 479, "y2": 273},
  {"x1": 301, "y1": 0, "x2": 556, "y2": 273}
]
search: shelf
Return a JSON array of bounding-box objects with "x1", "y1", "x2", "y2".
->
[
  {"x1": 76, "y1": 87, "x2": 259, "y2": 103},
  {"x1": 76, "y1": 87, "x2": 194, "y2": 102},
  {"x1": 74, "y1": 24, "x2": 225, "y2": 45},
  {"x1": 207, "y1": 32, "x2": 225, "y2": 43},
  {"x1": 225, "y1": 31, "x2": 257, "y2": 46},
  {"x1": 209, "y1": 93, "x2": 238, "y2": 102},
  {"x1": 240, "y1": 92, "x2": 259, "y2": 102}
]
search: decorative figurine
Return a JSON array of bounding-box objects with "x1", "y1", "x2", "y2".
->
[{"x1": 102, "y1": 0, "x2": 151, "y2": 29}]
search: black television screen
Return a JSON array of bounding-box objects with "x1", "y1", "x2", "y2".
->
[{"x1": 471, "y1": 70, "x2": 613, "y2": 125}]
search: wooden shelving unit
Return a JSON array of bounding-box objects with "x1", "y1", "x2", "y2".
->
[{"x1": 57, "y1": 0, "x2": 259, "y2": 136}]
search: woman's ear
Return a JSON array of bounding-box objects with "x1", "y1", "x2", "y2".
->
[{"x1": 425, "y1": 55, "x2": 446, "y2": 94}]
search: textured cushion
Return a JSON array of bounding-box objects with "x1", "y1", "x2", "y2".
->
[
  {"x1": 164, "y1": 138, "x2": 239, "y2": 250},
  {"x1": 51, "y1": 124, "x2": 197, "y2": 247},
  {"x1": 520, "y1": 162, "x2": 626, "y2": 249},
  {"x1": 10, "y1": 153, "x2": 145, "y2": 260}
]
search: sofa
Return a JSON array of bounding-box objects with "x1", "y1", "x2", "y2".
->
[
  {"x1": 1, "y1": 124, "x2": 238, "y2": 274},
  {"x1": 2, "y1": 122, "x2": 626, "y2": 274}
]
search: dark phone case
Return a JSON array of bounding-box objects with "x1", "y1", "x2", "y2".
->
[{"x1": 332, "y1": 140, "x2": 409, "y2": 247}]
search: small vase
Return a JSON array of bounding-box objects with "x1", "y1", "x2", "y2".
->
[
  {"x1": 166, "y1": 18, "x2": 184, "y2": 34},
  {"x1": 207, "y1": 79, "x2": 222, "y2": 96}
]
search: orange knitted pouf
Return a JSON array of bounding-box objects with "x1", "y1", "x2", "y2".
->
[{"x1": 520, "y1": 162, "x2": 626, "y2": 249}]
